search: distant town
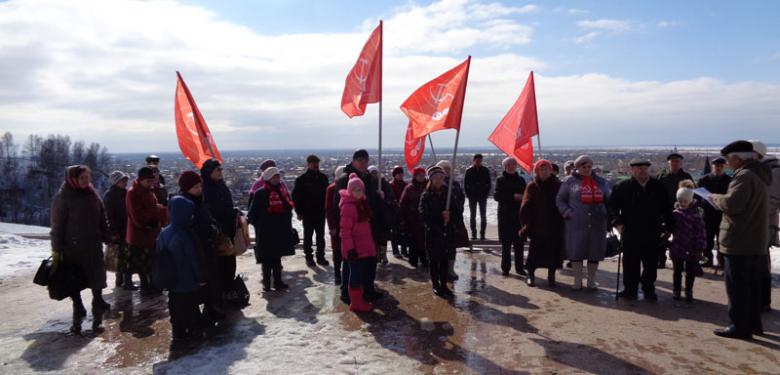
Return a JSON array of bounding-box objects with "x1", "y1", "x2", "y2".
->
[{"x1": 109, "y1": 146, "x2": 747, "y2": 210}]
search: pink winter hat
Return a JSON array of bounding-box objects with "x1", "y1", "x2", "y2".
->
[{"x1": 347, "y1": 173, "x2": 365, "y2": 193}]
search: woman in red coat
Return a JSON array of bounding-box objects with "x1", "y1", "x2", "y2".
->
[
  {"x1": 520, "y1": 159, "x2": 564, "y2": 287},
  {"x1": 126, "y1": 166, "x2": 167, "y2": 295}
]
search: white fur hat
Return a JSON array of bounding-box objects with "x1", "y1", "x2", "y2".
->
[
  {"x1": 261, "y1": 167, "x2": 281, "y2": 182},
  {"x1": 676, "y1": 187, "x2": 694, "y2": 203}
]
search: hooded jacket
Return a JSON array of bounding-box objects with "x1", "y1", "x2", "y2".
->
[
  {"x1": 155, "y1": 197, "x2": 206, "y2": 293},
  {"x1": 711, "y1": 159, "x2": 771, "y2": 255}
]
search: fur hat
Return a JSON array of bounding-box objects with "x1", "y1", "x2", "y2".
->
[
  {"x1": 334, "y1": 165, "x2": 346, "y2": 180},
  {"x1": 749, "y1": 140, "x2": 768, "y2": 157},
  {"x1": 676, "y1": 187, "x2": 694, "y2": 203},
  {"x1": 427, "y1": 166, "x2": 445, "y2": 179},
  {"x1": 435, "y1": 160, "x2": 452, "y2": 169},
  {"x1": 368, "y1": 165, "x2": 379, "y2": 174}
]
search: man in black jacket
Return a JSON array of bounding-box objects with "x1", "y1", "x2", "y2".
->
[
  {"x1": 103, "y1": 171, "x2": 129, "y2": 288},
  {"x1": 464, "y1": 153, "x2": 491, "y2": 241},
  {"x1": 697, "y1": 157, "x2": 731, "y2": 268},
  {"x1": 494, "y1": 158, "x2": 527, "y2": 276},
  {"x1": 656, "y1": 152, "x2": 693, "y2": 268},
  {"x1": 293, "y1": 155, "x2": 330, "y2": 266},
  {"x1": 610, "y1": 159, "x2": 674, "y2": 301},
  {"x1": 333, "y1": 149, "x2": 385, "y2": 302}
]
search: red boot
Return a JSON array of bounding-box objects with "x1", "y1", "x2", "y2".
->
[{"x1": 348, "y1": 286, "x2": 373, "y2": 312}]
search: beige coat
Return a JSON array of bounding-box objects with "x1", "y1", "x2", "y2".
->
[{"x1": 711, "y1": 160, "x2": 771, "y2": 256}]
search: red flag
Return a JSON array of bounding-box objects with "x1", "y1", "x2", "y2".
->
[
  {"x1": 174, "y1": 71, "x2": 222, "y2": 168},
  {"x1": 341, "y1": 21, "x2": 382, "y2": 118},
  {"x1": 488, "y1": 71, "x2": 539, "y2": 172},
  {"x1": 404, "y1": 121, "x2": 426, "y2": 171},
  {"x1": 401, "y1": 57, "x2": 471, "y2": 139}
]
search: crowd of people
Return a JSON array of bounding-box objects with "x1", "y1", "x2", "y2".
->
[{"x1": 46, "y1": 140, "x2": 777, "y2": 344}]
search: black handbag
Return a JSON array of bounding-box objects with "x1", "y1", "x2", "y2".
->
[
  {"x1": 33, "y1": 257, "x2": 52, "y2": 286},
  {"x1": 605, "y1": 233, "x2": 622, "y2": 258},
  {"x1": 47, "y1": 262, "x2": 87, "y2": 301},
  {"x1": 223, "y1": 275, "x2": 250, "y2": 308}
]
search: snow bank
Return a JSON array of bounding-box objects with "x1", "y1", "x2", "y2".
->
[
  {"x1": 0, "y1": 232, "x2": 50, "y2": 281},
  {"x1": 772, "y1": 247, "x2": 780, "y2": 275}
]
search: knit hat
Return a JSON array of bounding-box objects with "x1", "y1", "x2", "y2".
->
[
  {"x1": 435, "y1": 160, "x2": 452, "y2": 169},
  {"x1": 347, "y1": 173, "x2": 365, "y2": 193},
  {"x1": 334, "y1": 165, "x2": 346, "y2": 180},
  {"x1": 427, "y1": 166, "x2": 445, "y2": 179},
  {"x1": 178, "y1": 171, "x2": 202, "y2": 192},
  {"x1": 392, "y1": 165, "x2": 404, "y2": 176},
  {"x1": 368, "y1": 165, "x2": 379, "y2": 174},
  {"x1": 107, "y1": 171, "x2": 129, "y2": 186},
  {"x1": 259, "y1": 159, "x2": 276, "y2": 171},
  {"x1": 412, "y1": 167, "x2": 427, "y2": 177},
  {"x1": 137, "y1": 166, "x2": 155, "y2": 181},
  {"x1": 574, "y1": 155, "x2": 593, "y2": 168},
  {"x1": 502, "y1": 157, "x2": 517, "y2": 168},
  {"x1": 262, "y1": 167, "x2": 281, "y2": 182},
  {"x1": 676, "y1": 187, "x2": 694, "y2": 204}
]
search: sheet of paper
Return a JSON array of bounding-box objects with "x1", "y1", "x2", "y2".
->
[{"x1": 693, "y1": 187, "x2": 720, "y2": 211}]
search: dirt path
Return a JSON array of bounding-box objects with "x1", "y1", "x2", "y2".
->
[{"x1": 0, "y1": 227, "x2": 778, "y2": 374}]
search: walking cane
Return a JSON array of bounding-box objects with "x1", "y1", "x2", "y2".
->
[{"x1": 615, "y1": 241, "x2": 623, "y2": 301}]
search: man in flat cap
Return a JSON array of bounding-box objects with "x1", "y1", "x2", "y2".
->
[
  {"x1": 609, "y1": 158, "x2": 673, "y2": 301},
  {"x1": 292, "y1": 154, "x2": 330, "y2": 266},
  {"x1": 697, "y1": 157, "x2": 731, "y2": 268},
  {"x1": 656, "y1": 152, "x2": 693, "y2": 268},
  {"x1": 710, "y1": 140, "x2": 771, "y2": 339}
]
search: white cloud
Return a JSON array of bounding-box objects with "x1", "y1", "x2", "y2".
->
[
  {"x1": 656, "y1": 20, "x2": 679, "y2": 28},
  {"x1": 574, "y1": 19, "x2": 634, "y2": 44},
  {"x1": 567, "y1": 8, "x2": 590, "y2": 15},
  {"x1": 0, "y1": 0, "x2": 777, "y2": 152}
]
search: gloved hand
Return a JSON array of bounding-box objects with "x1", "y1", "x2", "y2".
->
[{"x1": 347, "y1": 249, "x2": 358, "y2": 261}]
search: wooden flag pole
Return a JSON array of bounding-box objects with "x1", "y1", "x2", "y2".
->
[
  {"x1": 377, "y1": 20, "x2": 384, "y2": 172},
  {"x1": 445, "y1": 55, "x2": 471, "y2": 213}
]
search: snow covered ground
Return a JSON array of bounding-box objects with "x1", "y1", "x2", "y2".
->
[{"x1": 0, "y1": 225, "x2": 50, "y2": 282}]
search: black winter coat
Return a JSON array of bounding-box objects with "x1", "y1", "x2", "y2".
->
[
  {"x1": 464, "y1": 165, "x2": 492, "y2": 200},
  {"x1": 494, "y1": 171, "x2": 527, "y2": 243},
  {"x1": 657, "y1": 169, "x2": 693, "y2": 209},
  {"x1": 420, "y1": 187, "x2": 455, "y2": 260},
  {"x1": 608, "y1": 177, "x2": 674, "y2": 242},
  {"x1": 292, "y1": 169, "x2": 329, "y2": 218},
  {"x1": 103, "y1": 185, "x2": 127, "y2": 243},
  {"x1": 248, "y1": 186, "x2": 296, "y2": 263},
  {"x1": 697, "y1": 173, "x2": 731, "y2": 223},
  {"x1": 201, "y1": 160, "x2": 238, "y2": 239}
]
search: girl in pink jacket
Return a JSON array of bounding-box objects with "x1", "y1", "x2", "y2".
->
[{"x1": 339, "y1": 173, "x2": 376, "y2": 312}]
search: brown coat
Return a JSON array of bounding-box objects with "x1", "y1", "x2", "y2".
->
[
  {"x1": 711, "y1": 160, "x2": 771, "y2": 256},
  {"x1": 521, "y1": 176, "x2": 564, "y2": 269},
  {"x1": 50, "y1": 183, "x2": 110, "y2": 289}
]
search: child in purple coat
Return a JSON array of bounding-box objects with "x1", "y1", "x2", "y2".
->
[{"x1": 670, "y1": 183, "x2": 706, "y2": 303}]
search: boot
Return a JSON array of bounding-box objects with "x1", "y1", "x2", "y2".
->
[
  {"x1": 673, "y1": 289, "x2": 682, "y2": 300},
  {"x1": 437, "y1": 266, "x2": 453, "y2": 297},
  {"x1": 115, "y1": 272, "x2": 124, "y2": 288},
  {"x1": 526, "y1": 269, "x2": 536, "y2": 287},
  {"x1": 272, "y1": 264, "x2": 288, "y2": 290},
  {"x1": 448, "y1": 260, "x2": 459, "y2": 281},
  {"x1": 305, "y1": 255, "x2": 316, "y2": 267},
  {"x1": 70, "y1": 297, "x2": 86, "y2": 335},
  {"x1": 122, "y1": 273, "x2": 137, "y2": 290},
  {"x1": 140, "y1": 274, "x2": 161, "y2": 296},
  {"x1": 571, "y1": 262, "x2": 583, "y2": 291},
  {"x1": 316, "y1": 253, "x2": 330, "y2": 266},
  {"x1": 685, "y1": 275, "x2": 695, "y2": 303},
  {"x1": 586, "y1": 262, "x2": 599, "y2": 290},
  {"x1": 91, "y1": 301, "x2": 105, "y2": 332},
  {"x1": 348, "y1": 286, "x2": 373, "y2": 312},
  {"x1": 547, "y1": 268, "x2": 557, "y2": 287},
  {"x1": 261, "y1": 264, "x2": 272, "y2": 292}
]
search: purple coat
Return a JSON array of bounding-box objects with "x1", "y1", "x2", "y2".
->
[{"x1": 670, "y1": 201, "x2": 706, "y2": 262}]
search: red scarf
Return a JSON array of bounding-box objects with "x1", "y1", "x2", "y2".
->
[
  {"x1": 580, "y1": 175, "x2": 604, "y2": 204},
  {"x1": 266, "y1": 182, "x2": 294, "y2": 214}
]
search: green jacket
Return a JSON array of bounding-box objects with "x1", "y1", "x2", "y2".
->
[{"x1": 711, "y1": 160, "x2": 771, "y2": 255}]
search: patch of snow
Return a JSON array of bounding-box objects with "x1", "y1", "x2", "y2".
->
[
  {"x1": 0, "y1": 232, "x2": 50, "y2": 281},
  {"x1": 0, "y1": 222, "x2": 51, "y2": 236},
  {"x1": 772, "y1": 246, "x2": 780, "y2": 275}
]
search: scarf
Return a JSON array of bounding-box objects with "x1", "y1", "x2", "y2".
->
[
  {"x1": 580, "y1": 175, "x2": 603, "y2": 204},
  {"x1": 266, "y1": 182, "x2": 294, "y2": 214},
  {"x1": 65, "y1": 165, "x2": 95, "y2": 194}
]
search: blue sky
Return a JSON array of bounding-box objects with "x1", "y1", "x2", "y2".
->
[
  {"x1": 0, "y1": 0, "x2": 778, "y2": 152},
  {"x1": 188, "y1": 0, "x2": 780, "y2": 83}
]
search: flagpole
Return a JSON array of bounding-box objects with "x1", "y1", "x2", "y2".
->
[
  {"x1": 428, "y1": 135, "x2": 437, "y2": 162},
  {"x1": 377, "y1": 20, "x2": 383, "y2": 172},
  {"x1": 445, "y1": 55, "x2": 471, "y2": 213}
]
